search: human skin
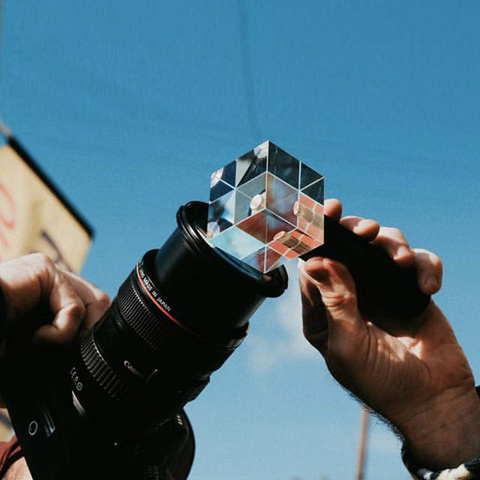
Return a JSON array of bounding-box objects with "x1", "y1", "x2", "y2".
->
[
  {"x1": 4, "y1": 458, "x2": 30, "y2": 480},
  {"x1": 300, "y1": 199, "x2": 480, "y2": 471},
  {"x1": 0, "y1": 253, "x2": 111, "y2": 479}
]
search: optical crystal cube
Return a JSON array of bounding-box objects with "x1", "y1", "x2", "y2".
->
[{"x1": 207, "y1": 141, "x2": 324, "y2": 273}]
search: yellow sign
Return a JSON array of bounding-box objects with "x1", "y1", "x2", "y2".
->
[{"x1": 0, "y1": 142, "x2": 92, "y2": 273}]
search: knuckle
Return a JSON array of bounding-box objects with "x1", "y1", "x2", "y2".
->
[
  {"x1": 431, "y1": 254, "x2": 443, "y2": 269},
  {"x1": 367, "y1": 219, "x2": 381, "y2": 232},
  {"x1": 95, "y1": 291, "x2": 111, "y2": 310},
  {"x1": 340, "y1": 216, "x2": 361, "y2": 229},
  {"x1": 322, "y1": 289, "x2": 356, "y2": 310},
  {"x1": 414, "y1": 248, "x2": 443, "y2": 273},
  {"x1": 382, "y1": 226, "x2": 404, "y2": 241},
  {"x1": 30, "y1": 253, "x2": 55, "y2": 269},
  {"x1": 69, "y1": 301, "x2": 86, "y2": 320},
  {"x1": 431, "y1": 256, "x2": 443, "y2": 279}
]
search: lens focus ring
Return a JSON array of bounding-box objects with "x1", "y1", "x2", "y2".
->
[
  {"x1": 81, "y1": 332, "x2": 130, "y2": 401},
  {"x1": 117, "y1": 272, "x2": 170, "y2": 352},
  {"x1": 116, "y1": 269, "x2": 235, "y2": 375}
]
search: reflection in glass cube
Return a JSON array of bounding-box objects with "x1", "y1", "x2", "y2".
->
[
  {"x1": 207, "y1": 141, "x2": 324, "y2": 273},
  {"x1": 266, "y1": 173, "x2": 298, "y2": 225}
]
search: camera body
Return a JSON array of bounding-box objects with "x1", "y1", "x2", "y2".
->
[{"x1": 2, "y1": 202, "x2": 288, "y2": 480}]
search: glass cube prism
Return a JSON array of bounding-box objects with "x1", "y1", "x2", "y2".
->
[{"x1": 207, "y1": 141, "x2": 324, "y2": 273}]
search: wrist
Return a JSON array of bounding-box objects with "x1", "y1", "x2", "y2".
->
[{"x1": 398, "y1": 388, "x2": 480, "y2": 471}]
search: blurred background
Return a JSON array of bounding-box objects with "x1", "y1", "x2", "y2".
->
[{"x1": 1, "y1": 1, "x2": 480, "y2": 479}]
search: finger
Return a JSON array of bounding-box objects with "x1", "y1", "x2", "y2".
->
[
  {"x1": 34, "y1": 268, "x2": 86, "y2": 345},
  {"x1": 0, "y1": 254, "x2": 97, "y2": 346},
  {"x1": 324, "y1": 198, "x2": 342, "y2": 221},
  {"x1": 413, "y1": 248, "x2": 443, "y2": 294},
  {"x1": 340, "y1": 216, "x2": 381, "y2": 241},
  {"x1": 62, "y1": 272, "x2": 111, "y2": 335},
  {"x1": 0, "y1": 254, "x2": 54, "y2": 318},
  {"x1": 371, "y1": 226, "x2": 416, "y2": 266},
  {"x1": 302, "y1": 258, "x2": 365, "y2": 355},
  {"x1": 299, "y1": 260, "x2": 328, "y2": 353}
]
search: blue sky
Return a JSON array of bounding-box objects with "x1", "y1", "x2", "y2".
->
[{"x1": 2, "y1": 1, "x2": 480, "y2": 479}]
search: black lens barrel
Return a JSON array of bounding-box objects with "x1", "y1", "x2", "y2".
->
[
  {"x1": 152, "y1": 202, "x2": 288, "y2": 341},
  {"x1": 71, "y1": 201, "x2": 288, "y2": 436}
]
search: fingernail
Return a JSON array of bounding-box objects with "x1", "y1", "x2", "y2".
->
[{"x1": 425, "y1": 276, "x2": 438, "y2": 289}]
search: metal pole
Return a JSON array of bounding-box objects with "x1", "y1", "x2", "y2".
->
[{"x1": 356, "y1": 406, "x2": 370, "y2": 480}]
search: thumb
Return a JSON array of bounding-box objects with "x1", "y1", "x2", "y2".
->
[
  {"x1": 302, "y1": 257, "x2": 365, "y2": 355},
  {"x1": 33, "y1": 267, "x2": 86, "y2": 346}
]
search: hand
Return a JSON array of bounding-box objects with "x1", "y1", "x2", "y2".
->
[
  {"x1": 299, "y1": 199, "x2": 480, "y2": 471},
  {"x1": 4, "y1": 457, "x2": 31, "y2": 480},
  {"x1": 0, "y1": 253, "x2": 110, "y2": 347},
  {"x1": 0, "y1": 254, "x2": 111, "y2": 477}
]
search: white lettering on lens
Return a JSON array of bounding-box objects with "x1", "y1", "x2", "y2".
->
[
  {"x1": 70, "y1": 368, "x2": 83, "y2": 392},
  {"x1": 157, "y1": 297, "x2": 172, "y2": 312},
  {"x1": 123, "y1": 360, "x2": 144, "y2": 378}
]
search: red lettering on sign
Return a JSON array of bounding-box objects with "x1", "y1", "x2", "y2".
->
[{"x1": 0, "y1": 183, "x2": 16, "y2": 249}]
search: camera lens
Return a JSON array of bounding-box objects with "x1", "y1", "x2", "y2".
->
[{"x1": 69, "y1": 201, "x2": 288, "y2": 438}]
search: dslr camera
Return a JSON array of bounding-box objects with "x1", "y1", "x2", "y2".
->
[{"x1": 2, "y1": 201, "x2": 288, "y2": 480}]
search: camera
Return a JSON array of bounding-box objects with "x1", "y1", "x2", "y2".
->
[{"x1": 1, "y1": 201, "x2": 288, "y2": 480}]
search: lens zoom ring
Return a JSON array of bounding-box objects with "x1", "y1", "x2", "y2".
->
[
  {"x1": 118, "y1": 270, "x2": 234, "y2": 373},
  {"x1": 117, "y1": 274, "x2": 167, "y2": 351},
  {"x1": 81, "y1": 333, "x2": 130, "y2": 401}
]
